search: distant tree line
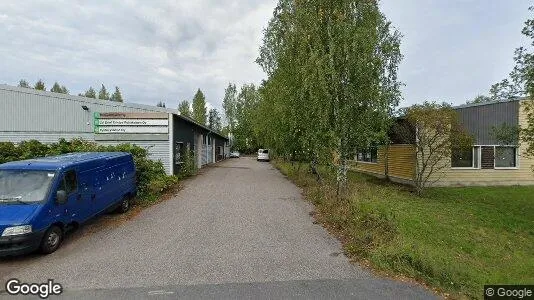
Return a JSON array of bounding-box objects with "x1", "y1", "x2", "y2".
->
[
  {"x1": 176, "y1": 88, "x2": 222, "y2": 132},
  {"x1": 17, "y1": 79, "x2": 124, "y2": 102},
  {"x1": 17, "y1": 79, "x2": 226, "y2": 133}
]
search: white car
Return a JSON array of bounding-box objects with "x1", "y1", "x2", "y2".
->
[
  {"x1": 257, "y1": 149, "x2": 270, "y2": 161},
  {"x1": 229, "y1": 151, "x2": 240, "y2": 158}
]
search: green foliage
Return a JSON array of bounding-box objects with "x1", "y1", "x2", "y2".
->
[
  {"x1": 110, "y1": 86, "x2": 123, "y2": 102},
  {"x1": 192, "y1": 89, "x2": 207, "y2": 125},
  {"x1": 222, "y1": 83, "x2": 238, "y2": 132},
  {"x1": 274, "y1": 159, "x2": 534, "y2": 299},
  {"x1": 178, "y1": 150, "x2": 197, "y2": 178},
  {"x1": 466, "y1": 94, "x2": 492, "y2": 104},
  {"x1": 0, "y1": 142, "x2": 21, "y2": 164},
  {"x1": 18, "y1": 140, "x2": 50, "y2": 159},
  {"x1": 397, "y1": 101, "x2": 473, "y2": 195},
  {"x1": 18, "y1": 79, "x2": 31, "y2": 88},
  {"x1": 34, "y1": 79, "x2": 46, "y2": 91},
  {"x1": 208, "y1": 108, "x2": 222, "y2": 131},
  {"x1": 0, "y1": 139, "x2": 178, "y2": 202},
  {"x1": 50, "y1": 82, "x2": 69, "y2": 94},
  {"x1": 98, "y1": 84, "x2": 110, "y2": 100},
  {"x1": 254, "y1": 0, "x2": 403, "y2": 189},
  {"x1": 178, "y1": 100, "x2": 192, "y2": 117},
  {"x1": 232, "y1": 84, "x2": 262, "y2": 153},
  {"x1": 80, "y1": 87, "x2": 96, "y2": 98},
  {"x1": 490, "y1": 123, "x2": 520, "y2": 145},
  {"x1": 156, "y1": 101, "x2": 166, "y2": 108},
  {"x1": 474, "y1": 6, "x2": 533, "y2": 101}
]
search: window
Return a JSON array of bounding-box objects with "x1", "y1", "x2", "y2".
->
[
  {"x1": 61, "y1": 170, "x2": 78, "y2": 195},
  {"x1": 451, "y1": 147, "x2": 480, "y2": 168},
  {"x1": 356, "y1": 148, "x2": 378, "y2": 163},
  {"x1": 495, "y1": 146, "x2": 517, "y2": 168},
  {"x1": 452, "y1": 146, "x2": 517, "y2": 169}
]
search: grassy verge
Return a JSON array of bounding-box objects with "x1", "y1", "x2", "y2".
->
[{"x1": 273, "y1": 159, "x2": 534, "y2": 299}]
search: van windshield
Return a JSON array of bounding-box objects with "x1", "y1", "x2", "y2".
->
[{"x1": 0, "y1": 170, "x2": 55, "y2": 204}]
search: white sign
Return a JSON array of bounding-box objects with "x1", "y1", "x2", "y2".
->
[
  {"x1": 96, "y1": 126, "x2": 169, "y2": 134},
  {"x1": 96, "y1": 119, "x2": 168, "y2": 126}
]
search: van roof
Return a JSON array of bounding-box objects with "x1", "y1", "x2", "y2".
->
[{"x1": 0, "y1": 152, "x2": 131, "y2": 171}]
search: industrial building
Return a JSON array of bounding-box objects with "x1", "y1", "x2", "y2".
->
[
  {"x1": 0, "y1": 84, "x2": 229, "y2": 175},
  {"x1": 352, "y1": 98, "x2": 534, "y2": 186}
]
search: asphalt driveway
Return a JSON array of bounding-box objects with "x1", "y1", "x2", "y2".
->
[{"x1": 0, "y1": 157, "x2": 435, "y2": 299}]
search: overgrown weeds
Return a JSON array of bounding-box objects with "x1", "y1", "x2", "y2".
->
[{"x1": 273, "y1": 158, "x2": 534, "y2": 299}]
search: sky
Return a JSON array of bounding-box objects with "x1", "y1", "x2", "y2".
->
[{"x1": 0, "y1": 1, "x2": 531, "y2": 110}]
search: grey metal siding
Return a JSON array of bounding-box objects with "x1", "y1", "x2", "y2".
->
[
  {"x1": 0, "y1": 86, "x2": 173, "y2": 133},
  {"x1": 456, "y1": 101, "x2": 519, "y2": 145},
  {"x1": 0, "y1": 85, "x2": 174, "y2": 175},
  {"x1": 0, "y1": 132, "x2": 94, "y2": 143},
  {"x1": 98, "y1": 140, "x2": 171, "y2": 174}
]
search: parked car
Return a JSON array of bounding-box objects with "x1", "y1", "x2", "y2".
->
[
  {"x1": 229, "y1": 151, "x2": 240, "y2": 158},
  {"x1": 257, "y1": 149, "x2": 270, "y2": 161},
  {"x1": 0, "y1": 152, "x2": 136, "y2": 256}
]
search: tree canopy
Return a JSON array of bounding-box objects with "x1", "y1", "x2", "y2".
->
[
  {"x1": 18, "y1": 79, "x2": 30, "y2": 88},
  {"x1": 34, "y1": 79, "x2": 46, "y2": 91},
  {"x1": 178, "y1": 100, "x2": 192, "y2": 117},
  {"x1": 80, "y1": 87, "x2": 96, "y2": 98},
  {"x1": 192, "y1": 89, "x2": 207, "y2": 125},
  {"x1": 98, "y1": 84, "x2": 110, "y2": 100},
  {"x1": 253, "y1": 0, "x2": 403, "y2": 189},
  {"x1": 50, "y1": 82, "x2": 69, "y2": 94},
  {"x1": 110, "y1": 86, "x2": 123, "y2": 102},
  {"x1": 208, "y1": 108, "x2": 222, "y2": 131}
]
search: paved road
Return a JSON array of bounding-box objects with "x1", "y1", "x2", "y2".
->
[{"x1": 0, "y1": 157, "x2": 435, "y2": 299}]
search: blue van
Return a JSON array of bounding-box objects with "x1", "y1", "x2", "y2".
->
[{"x1": 0, "y1": 152, "x2": 136, "y2": 256}]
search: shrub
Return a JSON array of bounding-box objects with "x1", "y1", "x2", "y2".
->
[
  {"x1": 178, "y1": 150, "x2": 197, "y2": 178},
  {"x1": 0, "y1": 142, "x2": 20, "y2": 164}
]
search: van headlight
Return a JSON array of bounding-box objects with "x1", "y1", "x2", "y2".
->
[{"x1": 2, "y1": 225, "x2": 32, "y2": 237}]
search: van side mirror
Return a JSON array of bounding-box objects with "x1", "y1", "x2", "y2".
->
[{"x1": 56, "y1": 190, "x2": 67, "y2": 205}]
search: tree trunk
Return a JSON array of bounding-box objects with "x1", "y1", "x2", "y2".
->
[{"x1": 336, "y1": 158, "x2": 348, "y2": 197}]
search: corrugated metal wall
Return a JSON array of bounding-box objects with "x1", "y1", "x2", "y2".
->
[
  {"x1": 0, "y1": 132, "x2": 94, "y2": 143},
  {"x1": 0, "y1": 86, "x2": 173, "y2": 133},
  {"x1": 98, "y1": 140, "x2": 170, "y2": 173},
  {"x1": 456, "y1": 101, "x2": 519, "y2": 145},
  {"x1": 0, "y1": 85, "x2": 172, "y2": 174}
]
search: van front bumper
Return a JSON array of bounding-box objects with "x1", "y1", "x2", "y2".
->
[{"x1": 0, "y1": 230, "x2": 45, "y2": 257}]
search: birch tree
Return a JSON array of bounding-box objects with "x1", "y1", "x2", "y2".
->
[{"x1": 257, "y1": 0, "x2": 403, "y2": 193}]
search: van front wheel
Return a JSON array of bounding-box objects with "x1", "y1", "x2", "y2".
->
[
  {"x1": 40, "y1": 226, "x2": 63, "y2": 254},
  {"x1": 117, "y1": 196, "x2": 130, "y2": 213}
]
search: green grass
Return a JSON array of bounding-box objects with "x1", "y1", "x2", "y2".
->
[{"x1": 273, "y1": 160, "x2": 534, "y2": 299}]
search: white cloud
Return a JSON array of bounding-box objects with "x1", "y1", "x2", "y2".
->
[
  {"x1": 1, "y1": 0, "x2": 531, "y2": 111},
  {"x1": 0, "y1": 0, "x2": 275, "y2": 110}
]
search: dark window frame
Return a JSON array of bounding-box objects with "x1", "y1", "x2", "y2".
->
[
  {"x1": 356, "y1": 148, "x2": 378, "y2": 164},
  {"x1": 451, "y1": 147, "x2": 479, "y2": 169},
  {"x1": 494, "y1": 146, "x2": 518, "y2": 169}
]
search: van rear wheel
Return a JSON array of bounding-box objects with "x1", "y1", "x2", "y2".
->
[
  {"x1": 40, "y1": 226, "x2": 63, "y2": 254},
  {"x1": 117, "y1": 196, "x2": 130, "y2": 213}
]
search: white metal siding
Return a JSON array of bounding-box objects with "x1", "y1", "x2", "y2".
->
[
  {"x1": 0, "y1": 85, "x2": 178, "y2": 133},
  {"x1": 0, "y1": 132, "x2": 94, "y2": 143},
  {"x1": 98, "y1": 140, "x2": 171, "y2": 174},
  {"x1": 0, "y1": 85, "x2": 174, "y2": 175}
]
